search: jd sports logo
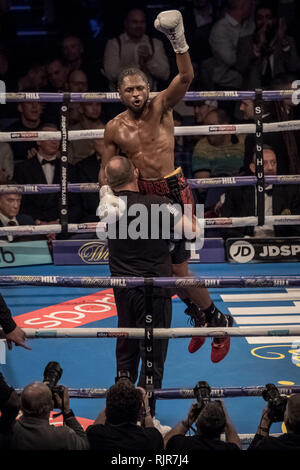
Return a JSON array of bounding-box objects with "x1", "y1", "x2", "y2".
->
[{"x1": 229, "y1": 240, "x2": 255, "y2": 263}]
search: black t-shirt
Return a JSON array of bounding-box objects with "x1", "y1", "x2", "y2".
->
[
  {"x1": 108, "y1": 191, "x2": 177, "y2": 278},
  {"x1": 166, "y1": 434, "x2": 241, "y2": 452},
  {"x1": 0, "y1": 294, "x2": 16, "y2": 334},
  {"x1": 86, "y1": 422, "x2": 164, "y2": 452},
  {"x1": 248, "y1": 433, "x2": 300, "y2": 451}
]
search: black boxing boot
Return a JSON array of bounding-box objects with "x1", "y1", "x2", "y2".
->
[
  {"x1": 203, "y1": 303, "x2": 234, "y2": 363},
  {"x1": 183, "y1": 299, "x2": 207, "y2": 353}
]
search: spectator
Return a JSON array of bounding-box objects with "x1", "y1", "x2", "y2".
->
[
  {"x1": 0, "y1": 293, "x2": 29, "y2": 448},
  {"x1": 103, "y1": 7, "x2": 170, "y2": 93},
  {"x1": 86, "y1": 380, "x2": 164, "y2": 452},
  {"x1": 18, "y1": 63, "x2": 48, "y2": 92},
  {"x1": 182, "y1": 0, "x2": 220, "y2": 87},
  {"x1": 220, "y1": 145, "x2": 300, "y2": 239},
  {"x1": 4, "y1": 99, "x2": 44, "y2": 163},
  {"x1": 237, "y1": 1, "x2": 300, "y2": 89},
  {"x1": 164, "y1": 390, "x2": 241, "y2": 451},
  {"x1": 268, "y1": 73, "x2": 300, "y2": 174},
  {"x1": 188, "y1": 99, "x2": 219, "y2": 145},
  {"x1": 0, "y1": 46, "x2": 18, "y2": 93},
  {"x1": 60, "y1": 33, "x2": 108, "y2": 92},
  {"x1": 45, "y1": 57, "x2": 69, "y2": 92},
  {"x1": 61, "y1": 34, "x2": 85, "y2": 73},
  {"x1": 248, "y1": 388, "x2": 300, "y2": 450},
  {"x1": 13, "y1": 123, "x2": 81, "y2": 238},
  {"x1": 67, "y1": 69, "x2": 88, "y2": 93},
  {"x1": 193, "y1": 100, "x2": 218, "y2": 128},
  {"x1": 69, "y1": 102, "x2": 105, "y2": 165},
  {"x1": 193, "y1": 108, "x2": 245, "y2": 178},
  {"x1": 0, "y1": 181, "x2": 36, "y2": 243},
  {"x1": 74, "y1": 137, "x2": 103, "y2": 224},
  {"x1": 241, "y1": 73, "x2": 300, "y2": 175},
  {"x1": 10, "y1": 382, "x2": 89, "y2": 450},
  {"x1": 0, "y1": 143, "x2": 14, "y2": 181},
  {"x1": 204, "y1": 0, "x2": 255, "y2": 91},
  {"x1": 67, "y1": 69, "x2": 89, "y2": 127}
]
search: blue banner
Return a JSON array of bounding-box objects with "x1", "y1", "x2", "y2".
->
[
  {"x1": 52, "y1": 238, "x2": 225, "y2": 265},
  {"x1": 0, "y1": 240, "x2": 52, "y2": 268}
]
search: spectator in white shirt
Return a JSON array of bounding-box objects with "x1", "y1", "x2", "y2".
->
[
  {"x1": 205, "y1": 0, "x2": 255, "y2": 90},
  {"x1": 103, "y1": 7, "x2": 170, "y2": 92}
]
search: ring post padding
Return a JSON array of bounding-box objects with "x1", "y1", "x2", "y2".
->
[
  {"x1": 254, "y1": 89, "x2": 265, "y2": 226},
  {"x1": 60, "y1": 93, "x2": 70, "y2": 234}
]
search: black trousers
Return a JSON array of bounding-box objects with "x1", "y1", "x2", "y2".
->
[{"x1": 113, "y1": 287, "x2": 172, "y2": 415}]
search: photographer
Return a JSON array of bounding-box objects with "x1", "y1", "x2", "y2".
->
[
  {"x1": 9, "y1": 382, "x2": 89, "y2": 450},
  {"x1": 86, "y1": 378, "x2": 164, "y2": 452},
  {"x1": 248, "y1": 385, "x2": 300, "y2": 451},
  {"x1": 164, "y1": 382, "x2": 241, "y2": 451}
]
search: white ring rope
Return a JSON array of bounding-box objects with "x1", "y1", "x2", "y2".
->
[
  {"x1": 0, "y1": 214, "x2": 299, "y2": 236},
  {"x1": 1, "y1": 120, "x2": 300, "y2": 142},
  {"x1": 1, "y1": 325, "x2": 300, "y2": 339}
]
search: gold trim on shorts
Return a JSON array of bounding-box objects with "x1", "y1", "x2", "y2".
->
[{"x1": 164, "y1": 167, "x2": 182, "y2": 179}]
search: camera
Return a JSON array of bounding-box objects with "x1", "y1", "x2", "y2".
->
[
  {"x1": 115, "y1": 370, "x2": 134, "y2": 384},
  {"x1": 262, "y1": 383, "x2": 288, "y2": 422},
  {"x1": 43, "y1": 361, "x2": 64, "y2": 408},
  {"x1": 193, "y1": 381, "x2": 211, "y2": 414}
]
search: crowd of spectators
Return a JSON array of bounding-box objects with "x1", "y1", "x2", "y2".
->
[{"x1": 0, "y1": 0, "x2": 299, "y2": 244}]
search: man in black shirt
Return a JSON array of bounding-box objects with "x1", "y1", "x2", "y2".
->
[
  {"x1": 86, "y1": 379, "x2": 164, "y2": 453},
  {"x1": 164, "y1": 389, "x2": 241, "y2": 451},
  {"x1": 0, "y1": 293, "x2": 30, "y2": 442},
  {"x1": 102, "y1": 156, "x2": 199, "y2": 419},
  {"x1": 248, "y1": 392, "x2": 300, "y2": 451}
]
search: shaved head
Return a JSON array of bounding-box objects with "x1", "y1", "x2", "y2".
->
[
  {"x1": 105, "y1": 156, "x2": 136, "y2": 190},
  {"x1": 21, "y1": 382, "x2": 52, "y2": 417}
]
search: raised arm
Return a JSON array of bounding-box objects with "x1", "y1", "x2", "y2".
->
[{"x1": 154, "y1": 10, "x2": 194, "y2": 110}]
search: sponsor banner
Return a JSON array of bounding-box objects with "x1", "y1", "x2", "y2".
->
[
  {"x1": 226, "y1": 238, "x2": 300, "y2": 264},
  {"x1": 52, "y1": 238, "x2": 225, "y2": 265},
  {"x1": 14, "y1": 289, "x2": 117, "y2": 329},
  {"x1": 0, "y1": 240, "x2": 52, "y2": 268},
  {"x1": 53, "y1": 240, "x2": 109, "y2": 265}
]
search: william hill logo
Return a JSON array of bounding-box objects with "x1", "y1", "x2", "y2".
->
[{"x1": 78, "y1": 242, "x2": 109, "y2": 264}]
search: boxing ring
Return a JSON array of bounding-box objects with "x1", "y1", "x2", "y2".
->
[{"x1": 1, "y1": 89, "x2": 300, "y2": 447}]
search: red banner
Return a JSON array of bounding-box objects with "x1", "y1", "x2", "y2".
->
[{"x1": 14, "y1": 289, "x2": 117, "y2": 329}]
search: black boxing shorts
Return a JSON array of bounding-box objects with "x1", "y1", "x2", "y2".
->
[{"x1": 138, "y1": 167, "x2": 195, "y2": 264}]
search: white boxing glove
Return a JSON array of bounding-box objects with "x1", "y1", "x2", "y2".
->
[
  {"x1": 154, "y1": 10, "x2": 189, "y2": 54},
  {"x1": 96, "y1": 185, "x2": 126, "y2": 224}
]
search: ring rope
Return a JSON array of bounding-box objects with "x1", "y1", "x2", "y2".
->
[
  {"x1": 12, "y1": 385, "x2": 300, "y2": 399},
  {"x1": 1, "y1": 175, "x2": 300, "y2": 194},
  {"x1": 0, "y1": 214, "x2": 299, "y2": 237},
  {"x1": 2, "y1": 120, "x2": 300, "y2": 142},
  {"x1": 1, "y1": 326, "x2": 300, "y2": 338},
  {"x1": 0, "y1": 275, "x2": 300, "y2": 287},
  {"x1": 1, "y1": 89, "x2": 297, "y2": 102}
]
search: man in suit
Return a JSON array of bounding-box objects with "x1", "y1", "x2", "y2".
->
[
  {"x1": 13, "y1": 123, "x2": 81, "y2": 239},
  {"x1": 0, "y1": 181, "x2": 35, "y2": 242},
  {"x1": 4, "y1": 97, "x2": 44, "y2": 163},
  {"x1": 220, "y1": 145, "x2": 300, "y2": 239}
]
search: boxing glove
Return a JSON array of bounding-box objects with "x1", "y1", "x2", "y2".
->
[
  {"x1": 96, "y1": 185, "x2": 126, "y2": 224},
  {"x1": 154, "y1": 10, "x2": 189, "y2": 54}
]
